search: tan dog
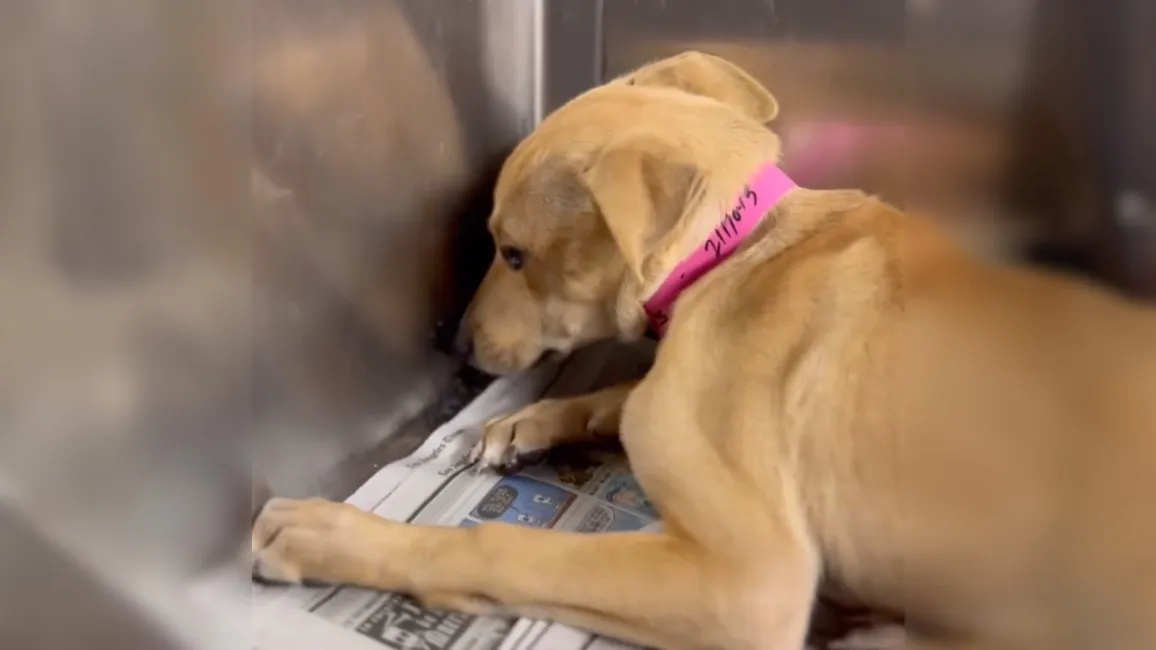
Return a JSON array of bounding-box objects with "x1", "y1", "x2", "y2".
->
[{"x1": 251, "y1": 52, "x2": 1156, "y2": 650}]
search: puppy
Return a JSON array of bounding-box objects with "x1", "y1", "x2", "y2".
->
[{"x1": 252, "y1": 52, "x2": 1156, "y2": 650}]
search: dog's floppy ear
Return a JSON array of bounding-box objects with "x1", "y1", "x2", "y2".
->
[
  {"x1": 621, "y1": 51, "x2": 779, "y2": 123},
  {"x1": 581, "y1": 137, "x2": 701, "y2": 281}
]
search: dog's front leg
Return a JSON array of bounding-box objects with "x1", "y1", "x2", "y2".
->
[
  {"x1": 252, "y1": 497, "x2": 817, "y2": 650},
  {"x1": 470, "y1": 381, "x2": 637, "y2": 473}
]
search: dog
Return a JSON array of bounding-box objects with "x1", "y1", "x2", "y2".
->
[{"x1": 251, "y1": 52, "x2": 1156, "y2": 650}]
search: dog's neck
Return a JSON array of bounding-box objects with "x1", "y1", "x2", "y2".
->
[
  {"x1": 640, "y1": 164, "x2": 797, "y2": 335},
  {"x1": 610, "y1": 167, "x2": 870, "y2": 341}
]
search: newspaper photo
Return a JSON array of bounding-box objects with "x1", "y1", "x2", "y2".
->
[{"x1": 252, "y1": 343, "x2": 656, "y2": 650}]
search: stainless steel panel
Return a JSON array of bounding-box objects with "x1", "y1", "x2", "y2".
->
[
  {"x1": 0, "y1": 505, "x2": 181, "y2": 650},
  {"x1": 1, "y1": 0, "x2": 540, "y2": 647},
  {"x1": 246, "y1": 0, "x2": 538, "y2": 498},
  {"x1": 573, "y1": 0, "x2": 1154, "y2": 296},
  {"x1": 538, "y1": 0, "x2": 604, "y2": 120}
]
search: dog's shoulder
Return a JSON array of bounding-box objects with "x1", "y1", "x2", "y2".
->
[
  {"x1": 657, "y1": 191, "x2": 912, "y2": 394},
  {"x1": 707, "y1": 190, "x2": 913, "y2": 325}
]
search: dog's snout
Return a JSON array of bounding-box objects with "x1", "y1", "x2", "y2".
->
[
  {"x1": 457, "y1": 333, "x2": 487, "y2": 374},
  {"x1": 453, "y1": 323, "x2": 474, "y2": 358},
  {"x1": 456, "y1": 336, "x2": 474, "y2": 360}
]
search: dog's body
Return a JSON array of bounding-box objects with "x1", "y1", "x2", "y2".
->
[{"x1": 252, "y1": 53, "x2": 1156, "y2": 649}]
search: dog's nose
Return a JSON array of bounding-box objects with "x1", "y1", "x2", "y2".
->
[
  {"x1": 458, "y1": 337, "x2": 483, "y2": 373},
  {"x1": 453, "y1": 327, "x2": 473, "y2": 359}
]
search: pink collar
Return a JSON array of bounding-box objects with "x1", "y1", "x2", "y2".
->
[{"x1": 642, "y1": 163, "x2": 797, "y2": 336}]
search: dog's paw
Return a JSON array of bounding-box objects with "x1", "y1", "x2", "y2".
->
[
  {"x1": 251, "y1": 497, "x2": 379, "y2": 587},
  {"x1": 469, "y1": 409, "x2": 554, "y2": 474},
  {"x1": 469, "y1": 400, "x2": 585, "y2": 474}
]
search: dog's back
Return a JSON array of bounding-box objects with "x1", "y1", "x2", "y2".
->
[
  {"x1": 836, "y1": 209, "x2": 1156, "y2": 646},
  {"x1": 697, "y1": 197, "x2": 1156, "y2": 645}
]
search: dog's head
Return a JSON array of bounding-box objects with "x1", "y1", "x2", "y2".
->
[{"x1": 459, "y1": 52, "x2": 782, "y2": 375}]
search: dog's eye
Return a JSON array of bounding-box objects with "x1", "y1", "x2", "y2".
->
[{"x1": 500, "y1": 246, "x2": 526, "y2": 271}]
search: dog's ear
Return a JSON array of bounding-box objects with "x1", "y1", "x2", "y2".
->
[
  {"x1": 621, "y1": 51, "x2": 779, "y2": 123},
  {"x1": 581, "y1": 137, "x2": 701, "y2": 281}
]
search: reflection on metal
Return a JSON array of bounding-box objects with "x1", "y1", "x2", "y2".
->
[
  {"x1": 0, "y1": 504, "x2": 181, "y2": 650},
  {"x1": 1, "y1": 1, "x2": 541, "y2": 648},
  {"x1": 570, "y1": 0, "x2": 1153, "y2": 295}
]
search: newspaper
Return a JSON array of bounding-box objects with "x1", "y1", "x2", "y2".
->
[
  {"x1": 252, "y1": 343, "x2": 656, "y2": 650},
  {"x1": 250, "y1": 341, "x2": 901, "y2": 650}
]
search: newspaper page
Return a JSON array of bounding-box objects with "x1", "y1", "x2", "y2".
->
[{"x1": 252, "y1": 343, "x2": 656, "y2": 650}]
